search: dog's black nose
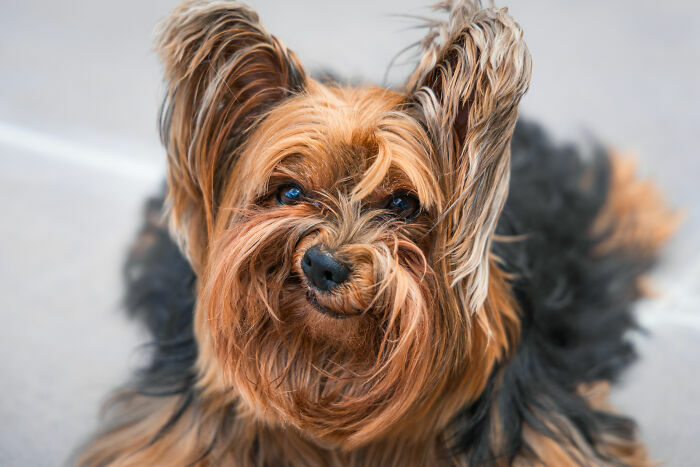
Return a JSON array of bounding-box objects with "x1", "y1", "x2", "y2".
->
[{"x1": 301, "y1": 246, "x2": 350, "y2": 291}]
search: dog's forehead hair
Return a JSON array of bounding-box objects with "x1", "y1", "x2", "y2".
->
[{"x1": 235, "y1": 81, "x2": 442, "y2": 208}]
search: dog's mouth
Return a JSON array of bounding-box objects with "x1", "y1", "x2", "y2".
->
[{"x1": 305, "y1": 289, "x2": 357, "y2": 320}]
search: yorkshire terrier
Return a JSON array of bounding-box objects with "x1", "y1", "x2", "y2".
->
[{"x1": 77, "y1": 0, "x2": 678, "y2": 465}]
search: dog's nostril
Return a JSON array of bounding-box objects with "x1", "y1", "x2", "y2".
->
[{"x1": 301, "y1": 246, "x2": 350, "y2": 292}]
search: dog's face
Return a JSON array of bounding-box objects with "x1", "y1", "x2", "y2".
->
[{"x1": 158, "y1": 0, "x2": 530, "y2": 448}]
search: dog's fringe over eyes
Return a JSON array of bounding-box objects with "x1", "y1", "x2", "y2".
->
[{"x1": 74, "y1": 0, "x2": 678, "y2": 466}]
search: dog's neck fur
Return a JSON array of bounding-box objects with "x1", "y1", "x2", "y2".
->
[{"x1": 79, "y1": 263, "x2": 519, "y2": 466}]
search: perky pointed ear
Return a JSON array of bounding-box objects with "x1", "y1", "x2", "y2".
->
[
  {"x1": 406, "y1": 1, "x2": 531, "y2": 313},
  {"x1": 157, "y1": 0, "x2": 306, "y2": 271}
]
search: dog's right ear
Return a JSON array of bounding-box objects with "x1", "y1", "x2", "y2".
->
[
  {"x1": 157, "y1": 0, "x2": 306, "y2": 271},
  {"x1": 405, "y1": 1, "x2": 531, "y2": 315}
]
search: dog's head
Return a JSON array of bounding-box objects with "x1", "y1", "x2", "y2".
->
[{"x1": 157, "y1": 0, "x2": 530, "y2": 448}]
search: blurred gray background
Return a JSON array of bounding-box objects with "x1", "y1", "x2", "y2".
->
[{"x1": 1, "y1": 1, "x2": 698, "y2": 465}]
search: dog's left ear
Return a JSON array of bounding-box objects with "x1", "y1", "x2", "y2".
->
[
  {"x1": 156, "y1": 1, "x2": 306, "y2": 271},
  {"x1": 406, "y1": 1, "x2": 531, "y2": 312}
]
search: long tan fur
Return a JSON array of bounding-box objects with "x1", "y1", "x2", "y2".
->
[{"x1": 80, "y1": 1, "x2": 668, "y2": 466}]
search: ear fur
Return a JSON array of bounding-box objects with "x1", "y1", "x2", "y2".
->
[
  {"x1": 157, "y1": 0, "x2": 306, "y2": 271},
  {"x1": 407, "y1": 0, "x2": 532, "y2": 313}
]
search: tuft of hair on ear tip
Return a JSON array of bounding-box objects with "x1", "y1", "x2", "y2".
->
[{"x1": 407, "y1": 0, "x2": 517, "y2": 96}]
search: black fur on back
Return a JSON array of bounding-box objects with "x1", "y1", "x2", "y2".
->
[
  {"x1": 123, "y1": 196, "x2": 197, "y2": 397},
  {"x1": 449, "y1": 120, "x2": 652, "y2": 465},
  {"x1": 115, "y1": 195, "x2": 199, "y2": 445},
  {"x1": 119, "y1": 120, "x2": 652, "y2": 464}
]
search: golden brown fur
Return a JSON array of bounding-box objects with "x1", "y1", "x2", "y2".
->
[
  {"x1": 155, "y1": 0, "x2": 528, "y2": 455},
  {"x1": 593, "y1": 153, "x2": 679, "y2": 259},
  {"x1": 76, "y1": 1, "x2": 671, "y2": 466}
]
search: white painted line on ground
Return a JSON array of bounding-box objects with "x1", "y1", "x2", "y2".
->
[
  {"x1": 639, "y1": 309, "x2": 700, "y2": 330},
  {"x1": 640, "y1": 253, "x2": 700, "y2": 330},
  {"x1": 0, "y1": 121, "x2": 163, "y2": 183}
]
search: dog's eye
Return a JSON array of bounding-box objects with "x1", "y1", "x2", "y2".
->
[
  {"x1": 386, "y1": 192, "x2": 420, "y2": 219},
  {"x1": 277, "y1": 184, "x2": 304, "y2": 205}
]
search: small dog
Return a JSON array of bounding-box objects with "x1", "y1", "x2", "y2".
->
[{"x1": 77, "y1": 1, "x2": 678, "y2": 465}]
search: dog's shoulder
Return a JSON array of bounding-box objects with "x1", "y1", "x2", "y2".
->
[{"x1": 450, "y1": 119, "x2": 669, "y2": 464}]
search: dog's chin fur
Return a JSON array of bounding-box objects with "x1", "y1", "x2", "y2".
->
[{"x1": 75, "y1": 1, "x2": 678, "y2": 466}]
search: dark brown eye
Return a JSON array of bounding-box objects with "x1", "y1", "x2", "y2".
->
[
  {"x1": 386, "y1": 192, "x2": 420, "y2": 219},
  {"x1": 277, "y1": 183, "x2": 304, "y2": 205}
]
